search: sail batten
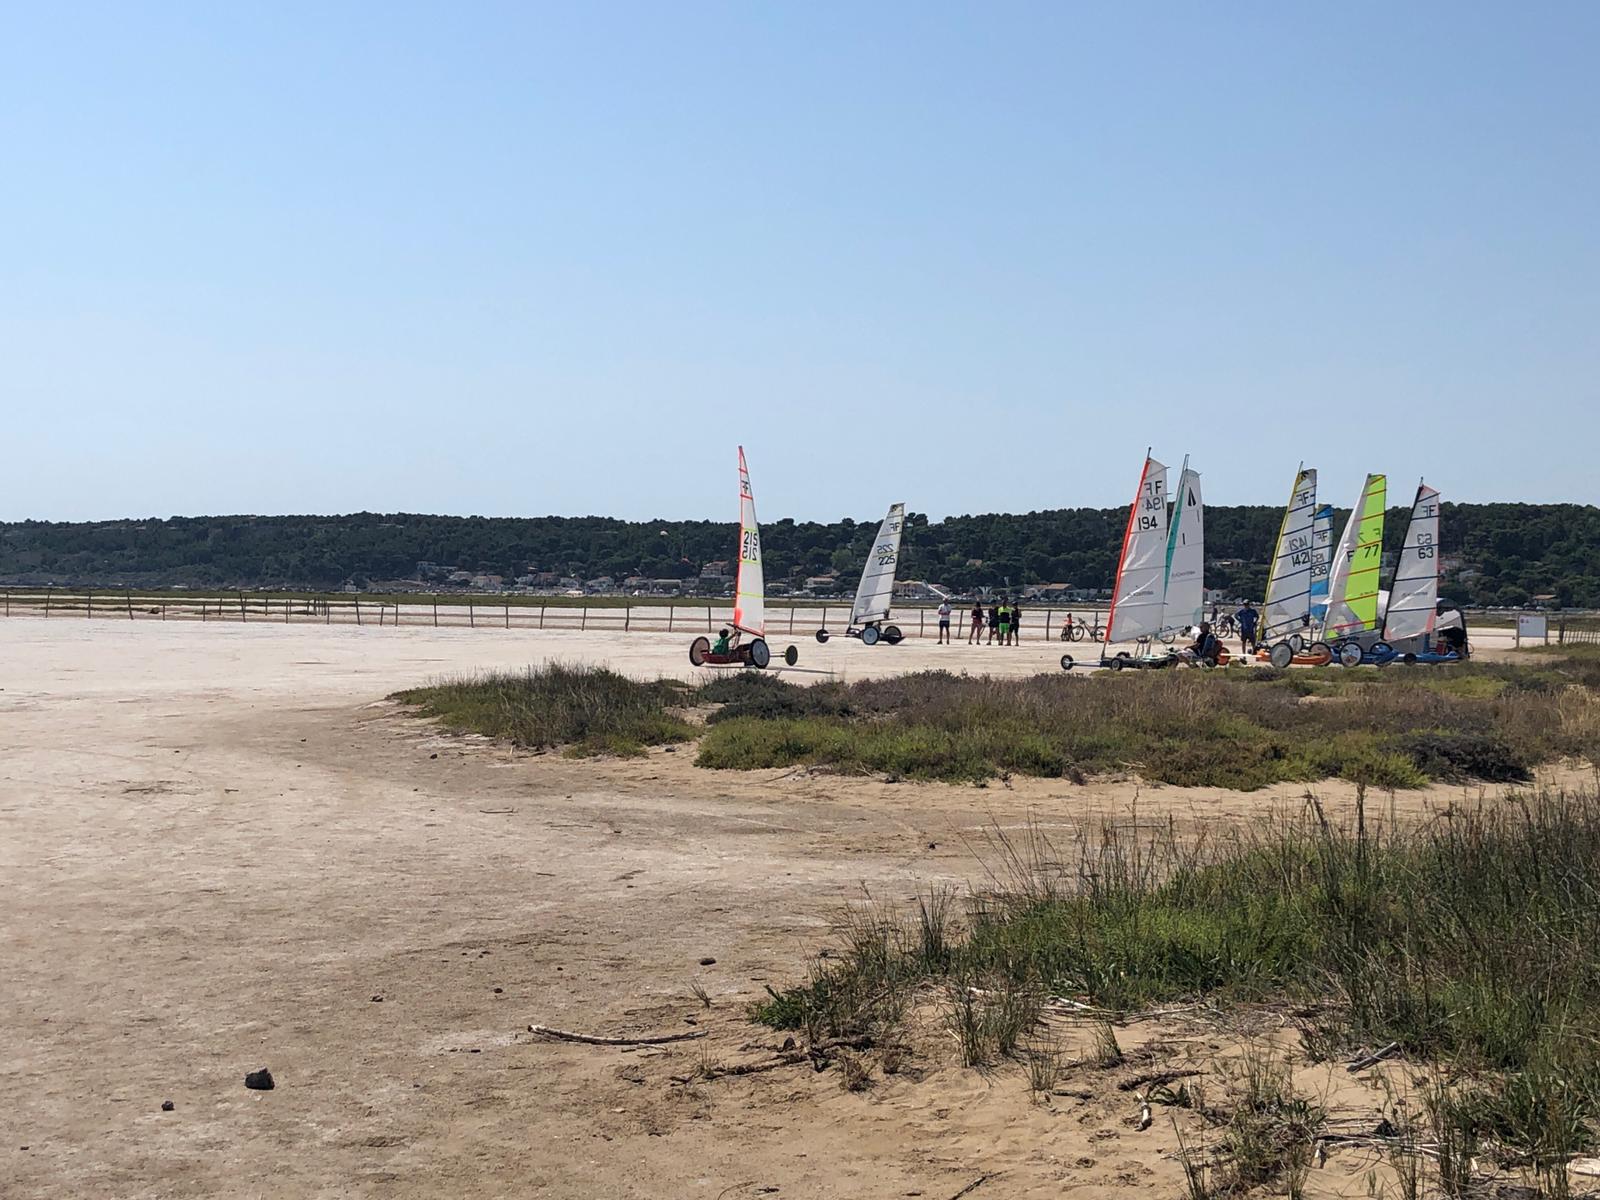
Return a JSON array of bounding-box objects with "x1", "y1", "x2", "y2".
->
[
  {"x1": 1322, "y1": 474, "x2": 1387, "y2": 640},
  {"x1": 1261, "y1": 468, "x2": 1318, "y2": 643},
  {"x1": 732, "y1": 446, "x2": 765, "y2": 638},
  {"x1": 851, "y1": 503, "x2": 906, "y2": 627},
  {"x1": 1106, "y1": 455, "x2": 1169, "y2": 645},
  {"x1": 1382, "y1": 483, "x2": 1441, "y2": 644}
]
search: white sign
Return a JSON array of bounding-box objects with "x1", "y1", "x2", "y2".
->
[{"x1": 1517, "y1": 613, "x2": 1548, "y2": 644}]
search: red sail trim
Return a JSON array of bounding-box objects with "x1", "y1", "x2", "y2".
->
[{"x1": 1105, "y1": 456, "x2": 1151, "y2": 646}]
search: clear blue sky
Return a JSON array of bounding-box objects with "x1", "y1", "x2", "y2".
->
[{"x1": 4, "y1": 2, "x2": 1596, "y2": 524}]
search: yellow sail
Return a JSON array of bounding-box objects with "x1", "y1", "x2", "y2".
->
[{"x1": 1322, "y1": 474, "x2": 1387, "y2": 639}]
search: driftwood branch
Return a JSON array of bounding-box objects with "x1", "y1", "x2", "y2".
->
[
  {"x1": 948, "y1": 1174, "x2": 995, "y2": 1200},
  {"x1": 528, "y1": 1023, "x2": 706, "y2": 1046},
  {"x1": 1346, "y1": 1042, "x2": 1401, "y2": 1072},
  {"x1": 1118, "y1": 1067, "x2": 1204, "y2": 1093}
]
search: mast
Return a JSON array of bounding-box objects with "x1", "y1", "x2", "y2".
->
[
  {"x1": 1382, "y1": 480, "x2": 1441, "y2": 644},
  {"x1": 732, "y1": 446, "x2": 766, "y2": 638},
  {"x1": 1322, "y1": 473, "x2": 1387, "y2": 640},
  {"x1": 1104, "y1": 450, "x2": 1169, "y2": 648},
  {"x1": 1260, "y1": 465, "x2": 1317, "y2": 644},
  {"x1": 850, "y1": 503, "x2": 906, "y2": 627}
]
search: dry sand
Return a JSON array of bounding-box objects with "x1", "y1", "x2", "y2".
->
[{"x1": 0, "y1": 619, "x2": 1545, "y2": 1197}]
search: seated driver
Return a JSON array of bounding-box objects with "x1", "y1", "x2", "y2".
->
[
  {"x1": 1179, "y1": 621, "x2": 1220, "y2": 666},
  {"x1": 711, "y1": 627, "x2": 742, "y2": 656}
]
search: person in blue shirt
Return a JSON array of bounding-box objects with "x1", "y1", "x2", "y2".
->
[{"x1": 1235, "y1": 602, "x2": 1260, "y2": 653}]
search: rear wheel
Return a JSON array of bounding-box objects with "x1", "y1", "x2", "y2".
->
[
  {"x1": 884, "y1": 625, "x2": 903, "y2": 644},
  {"x1": 1402, "y1": 653, "x2": 1418, "y2": 665},
  {"x1": 815, "y1": 629, "x2": 830, "y2": 643},
  {"x1": 784, "y1": 644, "x2": 799, "y2": 666},
  {"x1": 1305, "y1": 641, "x2": 1332, "y2": 666},
  {"x1": 1372, "y1": 641, "x2": 1393, "y2": 659},
  {"x1": 1338, "y1": 642, "x2": 1364, "y2": 668},
  {"x1": 689, "y1": 636, "x2": 710, "y2": 666},
  {"x1": 747, "y1": 638, "x2": 771, "y2": 669},
  {"x1": 1069, "y1": 625, "x2": 1087, "y2": 642},
  {"x1": 1092, "y1": 625, "x2": 1108, "y2": 641},
  {"x1": 861, "y1": 625, "x2": 880, "y2": 646},
  {"x1": 1157, "y1": 628, "x2": 1177, "y2": 645},
  {"x1": 1269, "y1": 642, "x2": 1294, "y2": 670},
  {"x1": 1287, "y1": 633, "x2": 1304, "y2": 653}
]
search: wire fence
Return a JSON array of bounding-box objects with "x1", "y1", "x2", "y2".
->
[{"x1": 0, "y1": 588, "x2": 1118, "y2": 644}]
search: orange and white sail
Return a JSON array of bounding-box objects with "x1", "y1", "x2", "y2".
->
[
  {"x1": 732, "y1": 446, "x2": 765, "y2": 637},
  {"x1": 1105, "y1": 453, "x2": 1169, "y2": 645}
]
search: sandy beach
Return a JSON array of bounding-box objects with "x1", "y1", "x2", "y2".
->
[{"x1": 0, "y1": 618, "x2": 1542, "y2": 1197}]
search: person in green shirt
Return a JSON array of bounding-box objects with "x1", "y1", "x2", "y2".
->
[{"x1": 711, "y1": 627, "x2": 736, "y2": 656}]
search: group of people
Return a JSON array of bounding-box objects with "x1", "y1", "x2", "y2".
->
[{"x1": 931, "y1": 599, "x2": 1026, "y2": 645}]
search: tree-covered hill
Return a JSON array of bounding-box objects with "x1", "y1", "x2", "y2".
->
[{"x1": 3, "y1": 501, "x2": 1598, "y2": 607}]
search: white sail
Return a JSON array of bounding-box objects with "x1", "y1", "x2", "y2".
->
[
  {"x1": 1308, "y1": 504, "x2": 1333, "y2": 625},
  {"x1": 1383, "y1": 483, "x2": 1441, "y2": 644},
  {"x1": 1105, "y1": 455, "x2": 1168, "y2": 644},
  {"x1": 1260, "y1": 467, "x2": 1317, "y2": 643},
  {"x1": 732, "y1": 446, "x2": 765, "y2": 637},
  {"x1": 1322, "y1": 474, "x2": 1387, "y2": 640},
  {"x1": 1160, "y1": 460, "x2": 1204, "y2": 636},
  {"x1": 850, "y1": 502, "x2": 905, "y2": 627}
]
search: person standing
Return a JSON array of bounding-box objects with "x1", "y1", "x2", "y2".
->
[
  {"x1": 987, "y1": 602, "x2": 1001, "y2": 645},
  {"x1": 968, "y1": 601, "x2": 985, "y2": 644},
  {"x1": 1009, "y1": 602, "x2": 1023, "y2": 645},
  {"x1": 1235, "y1": 601, "x2": 1259, "y2": 654},
  {"x1": 936, "y1": 599, "x2": 952, "y2": 644}
]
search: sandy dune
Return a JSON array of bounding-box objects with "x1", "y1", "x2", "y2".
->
[{"x1": 0, "y1": 619, "x2": 1540, "y2": 1197}]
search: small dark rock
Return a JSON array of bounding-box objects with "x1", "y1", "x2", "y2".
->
[
  {"x1": 161, "y1": 1100, "x2": 175, "y2": 1112},
  {"x1": 664, "y1": 746, "x2": 676, "y2": 753},
  {"x1": 371, "y1": 995, "x2": 383, "y2": 1002},
  {"x1": 469, "y1": 1048, "x2": 481, "y2": 1054},
  {"x1": 244, "y1": 1068, "x2": 275, "y2": 1091},
  {"x1": 781, "y1": 1036, "x2": 796, "y2": 1051},
  {"x1": 493, "y1": 987, "x2": 503, "y2": 994},
  {"x1": 429, "y1": 753, "x2": 438, "y2": 759},
  {"x1": 698, "y1": 957, "x2": 716, "y2": 966},
  {"x1": 928, "y1": 842, "x2": 937, "y2": 850}
]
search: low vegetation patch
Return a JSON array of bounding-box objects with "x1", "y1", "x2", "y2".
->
[
  {"x1": 696, "y1": 664, "x2": 1600, "y2": 788},
  {"x1": 398, "y1": 656, "x2": 1600, "y2": 787},
  {"x1": 755, "y1": 789, "x2": 1600, "y2": 1188},
  {"x1": 393, "y1": 663, "x2": 694, "y2": 756}
]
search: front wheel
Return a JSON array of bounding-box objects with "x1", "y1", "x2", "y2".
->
[
  {"x1": 1338, "y1": 642, "x2": 1364, "y2": 668},
  {"x1": 861, "y1": 625, "x2": 880, "y2": 646},
  {"x1": 1287, "y1": 633, "x2": 1304, "y2": 653},
  {"x1": 883, "y1": 625, "x2": 903, "y2": 645},
  {"x1": 1091, "y1": 625, "x2": 1108, "y2": 641},
  {"x1": 784, "y1": 644, "x2": 799, "y2": 666},
  {"x1": 747, "y1": 638, "x2": 771, "y2": 669},
  {"x1": 1371, "y1": 641, "x2": 1393, "y2": 659},
  {"x1": 1268, "y1": 642, "x2": 1294, "y2": 670},
  {"x1": 1060, "y1": 654, "x2": 1075, "y2": 671},
  {"x1": 689, "y1": 636, "x2": 710, "y2": 666},
  {"x1": 815, "y1": 629, "x2": 830, "y2": 644},
  {"x1": 1157, "y1": 629, "x2": 1177, "y2": 645},
  {"x1": 1305, "y1": 641, "x2": 1332, "y2": 667}
]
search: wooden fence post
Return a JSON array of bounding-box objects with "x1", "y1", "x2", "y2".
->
[
  {"x1": 239, "y1": 592, "x2": 246, "y2": 622},
  {"x1": 581, "y1": 606, "x2": 587, "y2": 631},
  {"x1": 667, "y1": 606, "x2": 674, "y2": 633},
  {"x1": 45, "y1": 590, "x2": 51, "y2": 618},
  {"x1": 539, "y1": 605, "x2": 546, "y2": 629},
  {"x1": 468, "y1": 601, "x2": 474, "y2": 628},
  {"x1": 87, "y1": 589, "x2": 92, "y2": 618},
  {"x1": 433, "y1": 601, "x2": 438, "y2": 627},
  {"x1": 505, "y1": 603, "x2": 510, "y2": 629},
  {"x1": 127, "y1": 591, "x2": 134, "y2": 619},
  {"x1": 919, "y1": 609, "x2": 924, "y2": 637},
  {"x1": 624, "y1": 606, "x2": 631, "y2": 632},
  {"x1": 707, "y1": 606, "x2": 713, "y2": 632}
]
